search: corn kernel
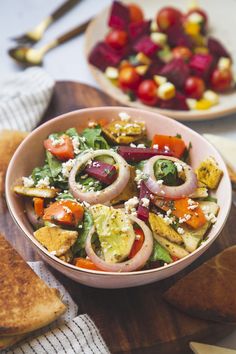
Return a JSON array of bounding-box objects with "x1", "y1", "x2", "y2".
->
[
  {"x1": 135, "y1": 65, "x2": 149, "y2": 75},
  {"x1": 184, "y1": 21, "x2": 201, "y2": 36},
  {"x1": 150, "y1": 19, "x2": 158, "y2": 32},
  {"x1": 194, "y1": 46, "x2": 209, "y2": 54},
  {"x1": 105, "y1": 67, "x2": 119, "y2": 80},
  {"x1": 153, "y1": 75, "x2": 167, "y2": 86},
  {"x1": 150, "y1": 32, "x2": 167, "y2": 46},
  {"x1": 195, "y1": 99, "x2": 212, "y2": 110},
  {"x1": 218, "y1": 57, "x2": 231, "y2": 71},
  {"x1": 186, "y1": 98, "x2": 197, "y2": 110},
  {"x1": 203, "y1": 90, "x2": 219, "y2": 106},
  {"x1": 157, "y1": 82, "x2": 176, "y2": 100},
  {"x1": 136, "y1": 52, "x2": 151, "y2": 65}
]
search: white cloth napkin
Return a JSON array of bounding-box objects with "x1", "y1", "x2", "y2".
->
[
  {"x1": 0, "y1": 68, "x2": 54, "y2": 131},
  {"x1": 2, "y1": 262, "x2": 110, "y2": 354}
]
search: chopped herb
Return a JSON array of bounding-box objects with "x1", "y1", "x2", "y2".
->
[
  {"x1": 176, "y1": 133, "x2": 182, "y2": 139},
  {"x1": 154, "y1": 159, "x2": 178, "y2": 186}
]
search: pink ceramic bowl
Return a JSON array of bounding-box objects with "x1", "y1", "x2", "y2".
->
[{"x1": 5, "y1": 107, "x2": 232, "y2": 289}]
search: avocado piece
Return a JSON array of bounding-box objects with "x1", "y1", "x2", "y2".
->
[{"x1": 90, "y1": 205, "x2": 135, "y2": 263}]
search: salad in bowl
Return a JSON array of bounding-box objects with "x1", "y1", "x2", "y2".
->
[{"x1": 12, "y1": 110, "x2": 224, "y2": 273}]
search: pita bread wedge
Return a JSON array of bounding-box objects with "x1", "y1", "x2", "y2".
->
[
  {"x1": 0, "y1": 334, "x2": 26, "y2": 350},
  {"x1": 0, "y1": 233, "x2": 66, "y2": 336},
  {"x1": 164, "y1": 246, "x2": 236, "y2": 323},
  {"x1": 0, "y1": 130, "x2": 28, "y2": 195}
]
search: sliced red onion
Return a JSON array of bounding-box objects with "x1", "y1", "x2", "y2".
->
[
  {"x1": 25, "y1": 199, "x2": 44, "y2": 229},
  {"x1": 85, "y1": 215, "x2": 153, "y2": 272},
  {"x1": 143, "y1": 155, "x2": 197, "y2": 200},
  {"x1": 69, "y1": 149, "x2": 130, "y2": 205}
]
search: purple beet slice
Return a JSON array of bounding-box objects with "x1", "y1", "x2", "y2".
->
[
  {"x1": 133, "y1": 35, "x2": 161, "y2": 57},
  {"x1": 108, "y1": 1, "x2": 130, "y2": 30},
  {"x1": 85, "y1": 160, "x2": 117, "y2": 185},
  {"x1": 88, "y1": 42, "x2": 124, "y2": 71},
  {"x1": 117, "y1": 146, "x2": 172, "y2": 162},
  {"x1": 166, "y1": 24, "x2": 193, "y2": 49},
  {"x1": 208, "y1": 37, "x2": 231, "y2": 59},
  {"x1": 159, "y1": 92, "x2": 189, "y2": 111},
  {"x1": 159, "y1": 58, "x2": 190, "y2": 88},
  {"x1": 137, "y1": 181, "x2": 152, "y2": 222},
  {"x1": 128, "y1": 20, "x2": 151, "y2": 41},
  {"x1": 189, "y1": 54, "x2": 214, "y2": 80}
]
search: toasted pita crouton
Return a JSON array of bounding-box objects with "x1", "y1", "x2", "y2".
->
[
  {"x1": 154, "y1": 234, "x2": 189, "y2": 259},
  {"x1": 14, "y1": 185, "x2": 58, "y2": 198},
  {"x1": 149, "y1": 212, "x2": 183, "y2": 244},
  {"x1": 195, "y1": 157, "x2": 223, "y2": 189},
  {"x1": 34, "y1": 226, "x2": 78, "y2": 257},
  {"x1": 0, "y1": 130, "x2": 28, "y2": 195},
  {"x1": 102, "y1": 120, "x2": 145, "y2": 144}
]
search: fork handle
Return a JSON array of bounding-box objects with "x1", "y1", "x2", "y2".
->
[
  {"x1": 55, "y1": 19, "x2": 91, "y2": 45},
  {"x1": 51, "y1": 0, "x2": 81, "y2": 21}
]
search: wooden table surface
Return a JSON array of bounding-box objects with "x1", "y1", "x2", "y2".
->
[{"x1": 1, "y1": 81, "x2": 235, "y2": 354}]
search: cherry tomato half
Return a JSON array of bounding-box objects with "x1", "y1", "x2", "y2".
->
[
  {"x1": 137, "y1": 80, "x2": 158, "y2": 106},
  {"x1": 118, "y1": 66, "x2": 141, "y2": 91},
  {"x1": 156, "y1": 7, "x2": 182, "y2": 31},
  {"x1": 105, "y1": 30, "x2": 128, "y2": 50},
  {"x1": 184, "y1": 76, "x2": 205, "y2": 99},
  {"x1": 210, "y1": 68, "x2": 233, "y2": 92},
  {"x1": 128, "y1": 3, "x2": 144, "y2": 23},
  {"x1": 172, "y1": 46, "x2": 192, "y2": 62}
]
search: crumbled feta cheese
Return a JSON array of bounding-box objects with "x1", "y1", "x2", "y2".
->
[
  {"x1": 135, "y1": 169, "x2": 149, "y2": 187},
  {"x1": 160, "y1": 190, "x2": 166, "y2": 195},
  {"x1": 118, "y1": 112, "x2": 130, "y2": 121},
  {"x1": 141, "y1": 197, "x2": 150, "y2": 208},
  {"x1": 82, "y1": 201, "x2": 91, "y2": 208},
  {"x1": 153, "y1": 144, "x2": 159, "y2": 149},
  {"x1": 150, "y1": 32, "x2": 167, "y2": 46},
  {"x1": 50, "y1": 136, "x2": 65, "y2": 146},
  {"x1": 174, "y1": 162, "x2": 184, "y2": 173},
  {"x1": 71, "y1": 136, "x2": 81, "y2": 154},
  {"x1": 177, "y1": 227, "x2": 185, "y2": 235},
  {"x1": 105, "y1": 66, "x2": 119, "y2": 79},
  {"x1": 22, "y1": 176, "x2": 34, "y2": 187},
  {"x1": 36, "y1": 176, "x2": 50, "y2": 188},
  {"x1": 166, "y1": 209, "x2": 172, "y2": 217},
  {"x1": 124, "y1": 196, "x2": 139, "y2": 214},
  {"x1": 63, "y1": 206, "x2": 72, "y2": 214},
  {"x1": 80, "y1": 174, "x2": 88, "y2": 179},
  {"x1": 188, "y1": 12, "x2": 204, "y2": 24},
  {"x1": 205, "y1": 213, "x2": 217, "y2": 223},
  {"x1": 130, "y1": 143, "x2": 136, "y2": 148},
  {"x1": 164, "y1": 145, "x2": 170, "y2": 152},
  {"x1": 156, "y1": 179, "x2": 164, "y2": 185},
  {"x1": 61, "y1": 159, "x2": 76, "y2": 178},
  {"x1": 78, "y1": 224, "x2": 83, "y2": 229},
  {"x1": 137, "y1": 143, "x2": 146, "y2": 148}
]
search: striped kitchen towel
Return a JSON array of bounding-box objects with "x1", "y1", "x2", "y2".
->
[
  {"x1": 0, "y1": 67, "x2": 54, "y2": 131},
  {"x1": 2, "y1": 262, "x2": 110, "y2": 354}
]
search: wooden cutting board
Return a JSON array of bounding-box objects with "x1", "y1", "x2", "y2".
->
[{"x1": 1, "y1": 81, "x2": 235, "y2": 354}]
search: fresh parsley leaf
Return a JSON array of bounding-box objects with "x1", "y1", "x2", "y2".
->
[{"x1": 154, "y1": 159, "x2": 178, "y2": 186}]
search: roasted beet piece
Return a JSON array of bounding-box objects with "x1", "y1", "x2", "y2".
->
[
  {"x1": 189, "y1": 54, "x2": 214, "y2": 80},
  {"x1": 108, "y1": 1, "x2": 130, "y2": 30},
  {"x1": 208, "y1": 37, "x2": 231, "y2": 59},
  {"x1": 88, "y1": 42, "x2": 124, "y2": 71},
  {"x1": 117, "y1": 146, "x2": 172, "y2": 162},
  {"x1": 128, "y1": 20, "x2": 151, "y2": 41},
  {"x1": 159, "y1": 58, "x2": 190, "y2": 88},
  {"x1": 166, "y1": 24, "x2": 193, "y2": 49},
  {"x1": 146, "y1": 61, "x2": 164, "y2": 78},
  {"x1": 85, "y1": 160, "x2": 117, "y2": 185},
  {"x1": 159, "y1": 92, "x2": 189, "y2": 111},
  {"x1": 137, "y1": 181, "x2": 152, "y2": 222},
  {"x1": 133, "y1": 35, "x2": 161, "y2": 57}
]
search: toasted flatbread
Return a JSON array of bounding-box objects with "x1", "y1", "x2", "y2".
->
[
  {"x1": 164, "y1": 246, "x2": 236, "y2": 323},
  {"x1": 0, "y1": 233, "x2": 66, "y2": 336},
  {"x1": 0, "y1": 130, "x2": 28, "y2": 195},
  {"x1": 0, "y1": 334, "x2": 26, "y2": 350}
]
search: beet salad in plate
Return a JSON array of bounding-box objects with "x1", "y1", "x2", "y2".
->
[
  {"x1": 88, "y1": 1, "x2": 235, "y2": 111},
  {"x1": 13, "y1": 112, "x2": 223, "y2": 272}
]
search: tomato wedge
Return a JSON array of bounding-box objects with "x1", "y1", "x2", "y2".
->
[
  {"x1": 128, "y1": 228, "x2": 145, "y2": 259},
  {"x1": 33, "y1": 197, "x2": 44, "y2": 217},
  {"x1": 43, "y1": 200, "x2": 84, "y2": 227},
  {"x1": 74, "y1": 257, "x2": 103, "y2": 271},
  {"x1": 152, "y1": 135, "x2": 186, "y2": 158},
  {"x1": 44, "y1": 134, "x2": 74, "y2": 161}
]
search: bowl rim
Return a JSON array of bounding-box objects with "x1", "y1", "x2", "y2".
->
[{"x1": 5, "y1": 106, "x2": 232, "y2": 277}]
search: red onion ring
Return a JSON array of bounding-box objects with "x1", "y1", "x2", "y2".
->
[
  {"x1": 143, "y1": 155, "x2": 197, "y2": 200},
  {"x1": 85, "y1": 215, "x2": 153, "y2": 272},
  {"x1": 69, "y1": 149, "x2": 130, "y2": 204},
  {"x1": 25, "y1": 199, "x2": 44, "y2": 229}
]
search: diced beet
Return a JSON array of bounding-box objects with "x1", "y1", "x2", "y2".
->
[
  {"x1": 159, "y1": 59, "x2": 190, "y2": 88},
  {"x1": 108, "y1": 1, "x2": 130, "y2": 30},
  {"x1": 166, "y1": 24, "x2": 193, "y2": 49},
  {"x1": 137, "y1": 181, "x2": 152, "y2": 222},
  {"x1": 85, "y1": 160, "x2": 117, "y2": 185},
  {"x1": 128, "y1": 20, "x2": 151, "y2": 42},
  {"x1": 133, "y1": 35, "x2": 161, "y2": 57},
  {"x1": 145, "y1": 60, "x2": 164, "y2": 78},
  {"x1": 159, "y1": 92, "x2": 189, "y2": 111},
  {"x1": 117, "y1": 146, "x2": 172, "y2": 162},
  {"x1": 208, "y1": 37, "x2": 231, "y2": 59},
  {"x1": 88, "y1": 42, "x2": 124, "y2": 71},
  {"x1": 189, "y1": 54, "x2": 214, "y2": 80}
]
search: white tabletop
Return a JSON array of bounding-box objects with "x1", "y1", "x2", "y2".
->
[{"x1": 1, "y1": 0, "x2": 236, "y2": 351}]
